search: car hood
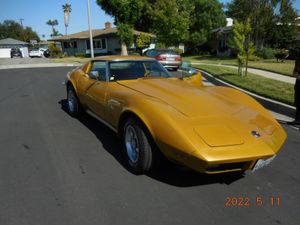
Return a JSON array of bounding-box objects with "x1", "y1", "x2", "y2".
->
[
  {"x1": 117, "y1": 78, "x2": 284, "y2": 149},
  {"x1": 117, "y1": 78, "x2": 246, "y2": 117}
]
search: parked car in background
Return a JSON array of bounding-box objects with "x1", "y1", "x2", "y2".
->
[
  {"x1": 43, "y1": 49, "x2": 50, "y2": 58},
  {"x1": 144, "y1": 49, "x2": 182, "y2": 71},
  {"x1": 10, "y1": 48, "x2": 22, "y2": 58},
  {"x1": 29, "y1": 48, "x2": 46, "y2": 58}
]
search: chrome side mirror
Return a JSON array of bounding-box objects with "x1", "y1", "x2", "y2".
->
[
  {"x1": 89, "y1": 70, "x2": 99, "y2": 80},
  {"x1": 187, "y1": 67, "x2": 197, "y2": 75}
]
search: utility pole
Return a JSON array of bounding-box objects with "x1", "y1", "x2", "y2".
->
[
  {"x1": 19, "y1": 18, "x2": 24, "y2": 28},
  {"x1": 87, "y1": 0, "x2": 94, "y2": 58}
]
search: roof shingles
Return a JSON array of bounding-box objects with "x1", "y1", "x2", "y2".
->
[{"x1": 49, "y1": 27, "x2": 155, "y2": 41}]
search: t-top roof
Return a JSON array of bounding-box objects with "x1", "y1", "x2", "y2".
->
[{"x1": 92, "y1": 55, "x2": 154, "y2": 61}]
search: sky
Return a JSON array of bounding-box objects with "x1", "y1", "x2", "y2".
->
[{"x1": 0, "y1": 0, "x2": 299, "y2": 40}]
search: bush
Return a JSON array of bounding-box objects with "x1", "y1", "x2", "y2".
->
[
  {"x1": 75, "y1": 53, "x2": 86, "y2": 58},
  {"x1": 48, "y1": 43, "x2": 62, "y2": 58},
  {"x1": 172, "y1": 48, "x2": 184, "y2": 55},
  {"x1": 256, "y1": 48, "x2": 275, "y2": 59},
  {"x1": 248, "y1": 55, "x2": 260, "y2": 61},
  {"x1": 274, "y1": 49, "x2": 289, "y2": 62}
]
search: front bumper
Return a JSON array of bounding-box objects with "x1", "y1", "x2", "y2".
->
[{"x1": 186, "y1": 154, "x2": 257, "y2": 174}]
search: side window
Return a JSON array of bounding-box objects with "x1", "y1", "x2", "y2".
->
[{"x1": 90, "y1": 61, "x2": 107, "y2": 81}]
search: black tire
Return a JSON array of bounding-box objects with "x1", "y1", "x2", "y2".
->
[
  {"x1": 67, "y1": 86, "x2": 83, "y2": 117},
  {"x1": 123, "y1": 117, "x2": 161, "y2": 174}
]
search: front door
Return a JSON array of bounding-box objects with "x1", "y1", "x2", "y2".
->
[{"x1": 84, "y1": 61, "x2": 108, "y2": 120}]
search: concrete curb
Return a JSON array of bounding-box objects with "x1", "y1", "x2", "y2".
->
[
  {"x1": 199, "y1": 69, "x2": 296, "y2": 118},
  {"x1": 0, "y1": 63, "x2": 81, "y2": 70}
]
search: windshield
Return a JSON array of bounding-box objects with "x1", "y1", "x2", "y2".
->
[{"x1": 109, "y1": 60, "x2": 171, "y2": 81}]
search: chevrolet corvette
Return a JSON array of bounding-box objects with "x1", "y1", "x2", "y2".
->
[{"x1": 65, "y1": 56, "x2": 286, "y2": 174}]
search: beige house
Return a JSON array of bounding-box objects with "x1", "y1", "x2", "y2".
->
[{"x1": 49, "y1": 22, "x2": 155, "y2": 56}]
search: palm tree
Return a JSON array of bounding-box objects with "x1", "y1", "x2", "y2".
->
[
  {"x1": 62, "y1": 3, "x2": 72, "y2": 35},
  {"x1": 46, "y1": 19, "x2": 59, "y2": 37}
]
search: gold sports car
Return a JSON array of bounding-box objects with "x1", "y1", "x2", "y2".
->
[{"x1": 65, "y1": 56, "x2": 287, "y2": 174}]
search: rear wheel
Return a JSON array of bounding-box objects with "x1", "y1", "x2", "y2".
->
[
  {"x1": 67, "y1": 86, "x2": 82, "y2": 117},
  {"x1": 123, "y1": 118, "x2": 160, "y2": 174}
]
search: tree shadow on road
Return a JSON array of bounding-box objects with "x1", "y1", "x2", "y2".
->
[{"x1": 59, "y1": 99, "x2": 245, "y2": 187}]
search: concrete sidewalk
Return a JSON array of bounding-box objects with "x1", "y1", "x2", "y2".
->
[{"x1": 191, "y1": 62, "x2": 296, "y2": 84}]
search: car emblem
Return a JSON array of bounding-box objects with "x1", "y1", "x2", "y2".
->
[{"x1": 251, "y1": 130, "x2": 261, "y2": 138}]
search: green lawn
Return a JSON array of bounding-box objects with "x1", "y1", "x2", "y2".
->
[
  {"x1": 184, "y1": 55, "x2": 294, "y2": 77},
  {"x1": 194, "y1": 64, "x2": 294, "y2": 105}
]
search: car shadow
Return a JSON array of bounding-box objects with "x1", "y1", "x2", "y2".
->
[{"x1": 59, "y1": 99, "x2": 245, "y2": 187}]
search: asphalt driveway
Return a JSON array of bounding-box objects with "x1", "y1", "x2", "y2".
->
[{"x1": 0, "y1": 67, "x2": 299, "y2": 225}]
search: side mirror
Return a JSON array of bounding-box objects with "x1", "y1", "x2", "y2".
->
[
  {"x1": 186, "y1": 67, "x2": 197, "y2": 75},
  {"x1": 89, "y1": 70, "x2": 99, "y2": 80}
]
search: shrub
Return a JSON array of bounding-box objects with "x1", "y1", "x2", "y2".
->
[
  {"x1": 48, "y1": 43, "x2": 62, "y2": 58},
  {"x1": 274, "y1": 49, "x2": 289, "y2": 62},
  {"x1": 172, "y1": 48, "x2": 184, "y2": 55},
  {"x1": 75, "y1": 53, "x2": 86, "y2": 58},
  {"x1": 256, "y1": 48, "x2": 275, "y2": 59}
]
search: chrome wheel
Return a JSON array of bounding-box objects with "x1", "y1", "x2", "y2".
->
[
  {"x1": 125, "y1": 125, "x2": 139, "y2": 164},
  {"x1": 67, "y1": 89, "x2": 76, "y2": 113}
]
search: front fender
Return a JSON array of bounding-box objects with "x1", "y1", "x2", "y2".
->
[{"x1": 118, "y1": 97, "x2": 199, "y2": 160}]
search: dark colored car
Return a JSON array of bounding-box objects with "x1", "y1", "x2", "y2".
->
[
  {"x1": 43, "y1": 49, "x2": 50, "y2": 58},
  {"x1": 10, "y1": 48, "x2": 22, "y2": 58},
  {"x1": 144, "y1": 49, "x2": 182, "y2": 71}
]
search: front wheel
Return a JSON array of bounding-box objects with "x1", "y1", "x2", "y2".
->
[
  {"x1": 123, "y1": 118, "x2": 160, "y2": 174},
  {"x1": 67, "y1": 86, "x2": 82, "y2": 117}
]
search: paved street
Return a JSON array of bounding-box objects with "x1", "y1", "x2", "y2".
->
[{"x1": 0, "y1": 67, "x2": 299, "y2": 225}]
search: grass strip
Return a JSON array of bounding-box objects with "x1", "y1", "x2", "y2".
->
[
  {"x1": 183, "y1": 55, "x2": 294, "y2": 77},
  {"x1": 194, "y1": 64, "x2": 294, "y2": 106}
]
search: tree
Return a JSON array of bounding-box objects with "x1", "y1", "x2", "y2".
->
[
  {"x1": 46, "y1": 19, "x2": 61, "y2": 37},
  {"x1": 135, "y1": 33, "x2": 151, "y2": 54},
  {"x1": 187, "y1": 0, "x2": 226, "y2": 52},
  {"x1": 0, "y1": 20, "x2": 40, "y2": 42},
  {"x1": 269, "y1": 0, "x2": 298, "y2": 48},
  {"x1": 134, "y1": 0, "x2": 225, "y2": 50},
  {"x1": 227, "y1": 0, "x2": 270, "y2": 49},
  {"x1": 226, "y1": 0, "x2": 298, "y2": 49},
  {"x1": 145, "y1": 0, "x2": 190, "y2": 46},
  {"x1": 62, "y1": 3, "x2": 72, "y2": 35},
  {"x1": 228, "y1": 19, "x2": 255, "y2": 76},
  {"x1": 96, "y1": 0, "x2": 145, "y2": 55},
  {"x1": 134, "y1": 0, "x2": 191, "y2": 47}
]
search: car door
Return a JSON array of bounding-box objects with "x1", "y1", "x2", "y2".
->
[
  {"x1": 76, "y1": 62, "x2": 98, "y2": 103},
  {"x1": 84, "y1": 61, "x2": 108, "y2": 121}
]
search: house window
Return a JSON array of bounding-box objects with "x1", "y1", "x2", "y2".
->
[
  {"x1": 101, "y1": 39, "x2": 106, "y2": 49},
  {"x1": 94, "y1": 39, "x2": 102, "y2": 49},
  {"x1": 86, "y1": 39, "x2": 107, "y2": 49},
  {"x1": 63, "y1": 41, "x2": 77, "y2": 49},
  {"x1": 63, "y1": 42, "x2": 68, "y2": 49}
]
